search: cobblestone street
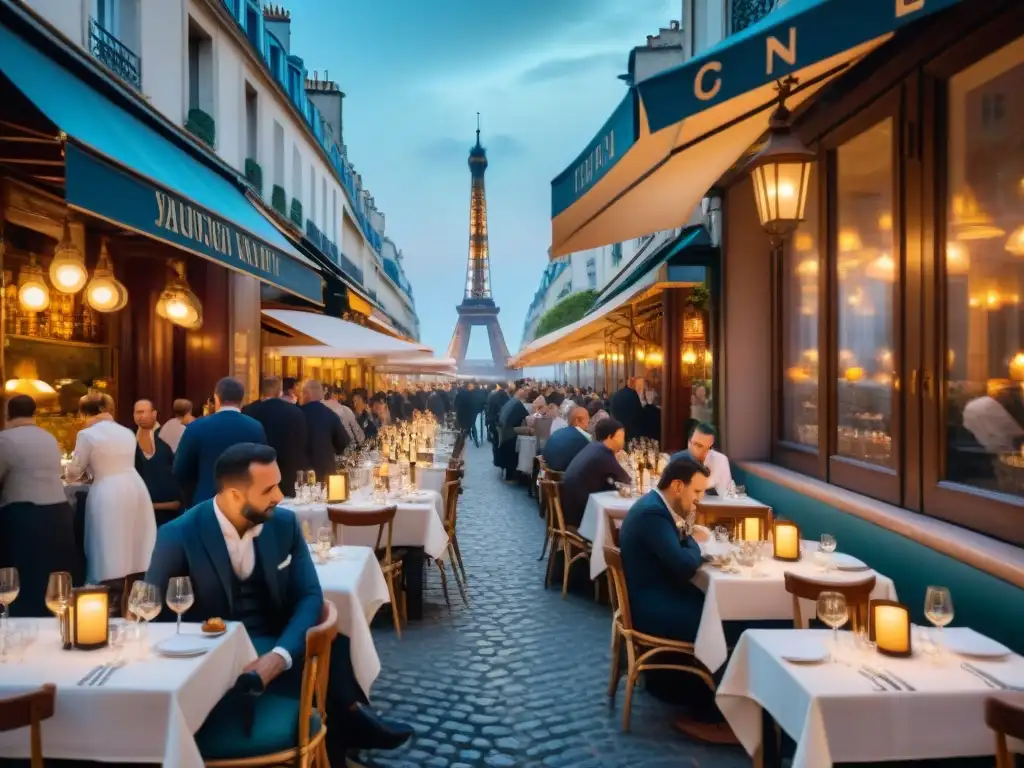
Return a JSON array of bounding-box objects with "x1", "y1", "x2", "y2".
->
[{"x1": 363, "y1": 441, "x2": 749, "y2": 768}]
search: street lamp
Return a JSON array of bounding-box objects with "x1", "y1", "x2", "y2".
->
[
  {"x1": 48, "y1": 218, "x2": 88, "y2": 294},
  {"x1": 748, "y1": 78, "x2": 815, "y2": 246},
  {"x1": 85, "y1": 238, "x2": 128, "y2": 313},
  {"x1": 156, "y1": 259, "x2": 203, "y2": 330}
]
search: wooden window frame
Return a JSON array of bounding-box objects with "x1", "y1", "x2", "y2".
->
[{"x1": 918, "y1": 5, "x2": 1024, "y2": 546}]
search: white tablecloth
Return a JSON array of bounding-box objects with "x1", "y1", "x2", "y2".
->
[
  {"x1": 0, "y1": 620, "x2": 255, "y2": 767},
  {"x1": 516, "y1": 435, "x2": 537, "y2": 475},
  {"x1": 692, "y1": 547, "x2": 897, "y2": 672},
  {"x1": 416, "y1": 465, "x2": 448, "y2": 496},
  {"x1": 718, "y1": 628, "x2": 1024, "y2": 767},
  {"x1": 281, "y1": 489, "x2": 449, "y2": 560},
  {"x1": 315, "y1": 546, "x2": 390, "y2": 697},
  {"x1": 578, "y1": 491, "x2": 635, "y2": 578}
]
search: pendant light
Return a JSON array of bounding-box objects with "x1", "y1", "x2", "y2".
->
[
  {"x1": 156, "y1": 259, "x2": 203, "y2": 330},
  {"x1": 48, "y1": 218, "x2": 88, "y2": 293},
  {"x1": 17, "y1": 253, "x2": 50, "y2": 312},
  {"x1": 85, "y1": 238, "x2": 128, "y2": 312}
]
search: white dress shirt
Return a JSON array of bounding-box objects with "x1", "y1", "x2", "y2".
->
[
  {"x1": 550, "y1": 416, "x2": 568, "y2": 433},
  {"x1": 575, "y1": 426, "x2": 592, "y2": 442},
  {"x1": 654, "y1": 488, "x2": 706, "y2": 555},
  {"x1": 212, "y1": 499, "x2": 292, "y2": 669},
  {"x1": 703, "y1": 448, "x2": 733, "y2": 493}
]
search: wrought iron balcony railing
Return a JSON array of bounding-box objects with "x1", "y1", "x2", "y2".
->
[
  {"x1": 89, "y1": 18, "x2": 141, "y2": 91},
  {"x1": 730, "y1": 0, "x2": 778, "y2": 34}
]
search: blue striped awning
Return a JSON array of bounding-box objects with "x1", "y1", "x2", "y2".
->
[{"x1": 550, "y1": 0, "x2": 963, "y2": 257}]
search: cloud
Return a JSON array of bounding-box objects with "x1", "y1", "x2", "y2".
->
[
  {"x1": 518, "y1": 51, "x2": 625, "y2": 85},
  {"x1": 417, "y1": 134, "x2": 527, "y2": 164}
]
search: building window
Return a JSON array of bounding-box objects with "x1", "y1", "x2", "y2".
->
[
  {"x1": 272, "y1": 121, "x2": 284, "y2": 188},
  {"x1": 187, "y1": 19, "x2": 214, "y2": 116},
  {"x1": 309, "y1": 167, "x2": 316, "y2": 226},
  {"x1": 611, "y1": 242, "x2": 623, "y2": 266},
  {"x1": 244, "y1": 83, "x2": 258, "y2": 160},
  {"x1": 780, "y1": 163, "x2": 820, "y2": 449},
  {"x1": 586, "y1": 257, "x2": 597, "y2": 289},
  {"x1": 291, "y1": 145, "x2": 301, "y2": 200},
  {"x1": 945, "y1": 36, "x2": 1024, "y2": 502},
  {"x1": 835, "y1": 118, "x2": 895, "y2": 469},
  {"x1": 244, "y1": 0, "x2": 261, "y2": 50},
  {"x1": 322, "y1": 177, "x2": 328, "y2": 232}
]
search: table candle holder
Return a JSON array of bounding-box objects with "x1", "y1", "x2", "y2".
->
[
  {"x1": 870, "y1": 600, "x2": 912, "y2": 658},
  {"x1": 773, "y1": 519, "x2": 801, "y2": 562},
  {"x1": 71, "y1": 586, "x2": 110, "y2": 651}
]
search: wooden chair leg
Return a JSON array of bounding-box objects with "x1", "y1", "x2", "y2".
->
[
  {"x1": 561, "y1": 542, "x2": 571, "y2": 599},
  {"x1": 622, "y1": 666, "x2": 638, "y2": 732},
  {"x1": 385, "y1": 572, "x2": 402, "y2": 639},
  {"x1": 538, "y1": 524, "x2": 550, "y2": 561},
  {"x1": 449, "y1": 545, "x2": 469, "y2": 605},
  {"x1": 436, "y1": 560, "x2": 452, "y2": 611},
  {"x1": 607, "y1": 624, "x2": 622, "y2": 699},
  {"x1": 452, "y1": 534, "x2": 467, "y2": 582},
  {"x1": 545, "y1": 534, "x2": 559, "y2": 588}
]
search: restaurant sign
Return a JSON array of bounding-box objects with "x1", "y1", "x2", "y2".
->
[{"x1": 65, "y1": 144, "x2": 323, "y2": 304}]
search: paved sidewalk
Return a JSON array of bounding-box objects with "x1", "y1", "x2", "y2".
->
[{"x1": 363, "y1": 441, "x2": 747, "y2": 768}]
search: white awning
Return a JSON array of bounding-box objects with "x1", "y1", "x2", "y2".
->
[{"x1": 262, "y1": 309, "x2": 431, "y2": 359}]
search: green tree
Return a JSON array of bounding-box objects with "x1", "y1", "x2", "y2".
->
[{"x1": 535, "y1": 289, "x2": 598, "y2": 338}]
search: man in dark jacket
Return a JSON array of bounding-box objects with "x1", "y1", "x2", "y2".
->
[
  {"x1": 299, "y1": 379, "x2": 349, "y2": 482},
  {"x1": 351, "y1": 389, "x2": 377, "y2": 440},
  {"x1": 495, "y1": 388, "x2": 529, "y2": 479},
  {"x1": 174, "y1": 377, "x2": 267, "y2": 506},
  {"x1": 541, "y1": 407, "x2": 591, "y2": 472},
  {"x1": 454, "y1": 383, "x2": 479, "y2": 445},
  {"x1": 243, "y1": 376, "x2": 310, "y2": 495},
  {"x1": 426, "y1": 388, "x2": 446, "y2": 423},
  {"x1": 485, "y1": 385, "x2": 509, "y2": 445},
  {"x1": 559, "y1": 418, "x2": 629, "y2": 527},
  {"x1": 617, "y1": 455, "x2": 735, "y2": 743},
  {"x1": 610, "y1": 376, "x2": 644, "y2": 443}
]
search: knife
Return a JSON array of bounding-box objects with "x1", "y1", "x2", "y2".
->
[
  {"x1": 962, "y1": 662, "x2": 1022, "y2": 691},
  {"x1": 882, "y1": 668, "x2": 916, "y2": 692},
  {"x1": 961, "y1": 662, "x2": 1001, "y2": 688},
  {"x1": 857, "y1": 669, "x2": 886, "y2": 692},
  {"x1": 77, "y1": 664, "x2": 106, "y2": 686},
  {"x1": 864, "y1": 666, "x2": 903, "y2": 691}
]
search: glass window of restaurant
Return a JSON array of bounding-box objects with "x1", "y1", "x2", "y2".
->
[{"x1": 773, "y1": 7, "x2": 1024, "y2": 544}]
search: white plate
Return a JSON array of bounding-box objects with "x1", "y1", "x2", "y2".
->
[
  {"x1": 780, "y1": 640, "x2": 830, "y2": 665},
  {"x1": 154, "y1": 635, "x2": 211, "y2": 658},
  {"x1": 944, "y1": 630, "x2": 1012, "y2": 659},
  {"x1": 832, "y1": 553, "x2": 869, "y2": 571}
]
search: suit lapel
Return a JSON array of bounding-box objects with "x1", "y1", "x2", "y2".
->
[
  {"x1": 255, "y1": 527, "x2": 283, "y2": 609},
  {"x1": 198, "y1": 502, "x2": 235, "y2": 612}
]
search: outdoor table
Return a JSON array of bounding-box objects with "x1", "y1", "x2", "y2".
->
[
  {"x1": 314, "y1": 545, "x2": 390, "y2": 697},
  {"x1": 718, "y1": 628, "x2": 1024, "y2": 768},
  {"x1": 415, "y1": 464, "x2": 448, "y2": 496},
  {"x1": 578, "y1": 491, "x2": 635, "y2": 578},
  {"x1": 516, "y1": 435, "x2": 537, "y2": 476},
  {"x1": 0, "y1": 619, "x2": 255, "y2": 767}
]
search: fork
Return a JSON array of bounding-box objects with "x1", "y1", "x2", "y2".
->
[
  {"x1": 857, "y1": 669, "x2": 887, "y2": 692},
  {"x1": 93, "y1": 660, "x2": 126, "y2": 687},
  {"x1": 77, "y1": 664, "x2": 107, "y2": 686}
]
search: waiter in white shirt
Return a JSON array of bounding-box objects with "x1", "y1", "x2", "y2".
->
[{"x1": 681, "y1": 422, "x2": 732, "y2": 495}]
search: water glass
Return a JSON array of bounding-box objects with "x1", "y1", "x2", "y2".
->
[
  {"x1": 0, "y1": 567, "x2": 20, "y2": 632},
  {"x1": 816, "y1": 591, "x2": 849, "y2": 663},
  {"x1": 316, "y1": 527, "x2": 333, "y2": 562},
  {"x1": 1, "y1": 620, "x2": 38, "y2": 663},
  {"x1": 924, "y1": 586, "x2": 954, "y2": 659}
]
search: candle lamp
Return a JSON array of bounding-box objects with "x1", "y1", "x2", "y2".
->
[
  {"x1": 870, "y1": 600, "x2": 912, "y2": 657},
  {"x1": 773, "y1": 519, "x2": 801, "y2": 561},
  {"x1": 741, "y1": 517, "x2": 762, "y2": 542},
  {"x1": 71, "y1": 586, "x2": 110, "y2": 650},
  {"x1": 327, "y1": 472, "x2": 349, "y2": 503}
]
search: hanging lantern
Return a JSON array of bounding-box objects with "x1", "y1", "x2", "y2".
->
[
  {"x1": 1006, "y1": 226, "x2": 1024, "y2": 257},
  {"x1": 17, "y1": 254, "x2": 50, "y2": 312},
  {"x1": 946, "y1": 241, "x2": 971, "y2": 274},
  {"x1": 748, "y1": 78, "x2": 815, "y2": 245},
  {"x1": 156, "y1": 259, "x2": 203, "y2": 330},
  {"x1": 682, "y1": 304, "x2": 705, "y2": 341},
  {"x1": 85, "y1": 239, "x2": 128, "y2": 313},
  {"x1": 48, "y1": 218, "x2": 88, "y2": 294}
]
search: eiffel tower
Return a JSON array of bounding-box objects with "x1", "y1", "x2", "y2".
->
[{"x1": 447, "y1": 116, "x2": 517, "y2": 380}]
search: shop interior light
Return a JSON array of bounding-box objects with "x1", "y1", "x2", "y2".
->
[
  {"x1": 748, "y1": 78, "x2": 815, "y2": 246},
  {"x1": 17, "y1": 254, "x2": 50, "y2": 311},
  {"x1": 156, "y1": 259, "x2": 203, "y2": 330},
  {"x1": 1006, "y1": 226, "x2": 1024, "y2": 257},
  {"x1": 946, "y1": 241, "x2": 971, "y2": 274},
  {"x1": 85, "y1": 238, "x2": 128, "y2": 313},
  {"x1": 48, "y1": 218, "x2": 88, "y2": 293}
]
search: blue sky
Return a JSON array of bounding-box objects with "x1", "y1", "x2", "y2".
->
[{"x1": 290, "y1": 0, "x2": 680, "y2": 356}]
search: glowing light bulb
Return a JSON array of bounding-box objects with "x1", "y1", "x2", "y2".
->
[
  {"x1": 19, "y1": 284, "x2": 48, "y2": 310},
  {"x1": 91, "y1": 285, "x2": 113, "y2": 305},
  {"x1": 53, "y1": 263, "x2": 87, "y2": 291},
  {"x1": 166, "y1": 299, "x2": 189, "y2": 319}
]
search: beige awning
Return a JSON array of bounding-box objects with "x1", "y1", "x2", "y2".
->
[{"x1": 262, "y1": 309, "x2": 430, "y2": 359}]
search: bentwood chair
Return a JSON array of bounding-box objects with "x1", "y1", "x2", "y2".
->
[
  {"x1": 0, "y1": 684, "x2": 56, "y2": 768},
  {"x1": 695, "y1": 502, "x2": 774, "y2": 541},
  {"x1": 540, "y1": 479, "x2": 595, "y2": 600},
  {"x1": 783, "y1": 572, "x2": 876, "y2": 632},
  {"x1": 603, "y1": 547, "x2": 715, "y2": 732},
  {"x1": 204, "y1": 601, "x2": 339, "y2": 768},
  {"x1": 435, "y1": 479, "x2": 468, "y2": 608},
  {"x1": 985, "y1": 695, "x2": 1024, "y2": 768},
  {"x1": 536, "y1": 469, "x2": 565, "y2": 560},
  {"x1": 328, "y1": 504, "x2": 406, "y2": 638}
]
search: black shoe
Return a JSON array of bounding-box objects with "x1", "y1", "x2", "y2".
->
[{"x1": 336, "y1": 704, "x2": 414, "y2": 751}]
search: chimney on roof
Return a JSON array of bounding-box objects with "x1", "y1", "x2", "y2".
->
[
  {"x1": 263, "y1": 4, "x2": 291, "y2": 54},
  {"x1": 307, "y1": 69, "x2": 346, "y2": 147}
]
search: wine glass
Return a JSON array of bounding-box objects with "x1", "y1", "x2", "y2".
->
[
  {"x1": 45, "y1": 571, "x2": 72, "y2": 637},
  {"x1": 166, "y1": 576, "x2": 194, "y2": 635},
  {"x1": 816, "y1": 591, "x2": 849, "y2": 663},
  {"x1": 132, "y1": 582, "x2": 162, "y2": 655},
  {"x1": 316, "y1": 526, "x2": 333, "y2": 562},
  {"x1": 307, "y1": 470, "x2": 317, "y2": 489},
  {"x1": 924, "y1": 586, "x2": 954, "y2": 657},
  {"x1": 820, "y1": 534, "x2": 837, "y2": 571},
  {"x1": 295, "y1": 470, "x2": 306, "y2": 499},
  {"x1": 0, "y1": 567, "x2": 19, "y2": 632}
]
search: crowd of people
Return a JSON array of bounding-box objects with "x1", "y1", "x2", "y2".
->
[{"x1": 0, "y1": 374, "x2": 498, "y2": 762}]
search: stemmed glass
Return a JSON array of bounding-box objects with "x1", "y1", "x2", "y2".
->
[
  {"x1": 45, "y1": 571, "x2": 72, "y2": 638},
  {"x1": 166, "y1": 577, "x2": 194, "y2": 634},
  {"x1": 924, "y1": 586, "x2": 954, "y2": 659},
  {"x1": 295, "y1": 470, "x2": 306, "y2": 501},
  {"x1": 820, "y1": 534, "x2": 837, "y2": 571},
  {"x1": 816, "y1": 591, "x2": 849, "y2": 663},
  {"x1": 316, "y1": 526, "x2": 333, "y2": 563},
  {"x1": 0, "y1": 567, "x2": 19, "y2": 633},
  {"x1": 131, "y1": 581, "x2": 162, "y2": 654}
]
